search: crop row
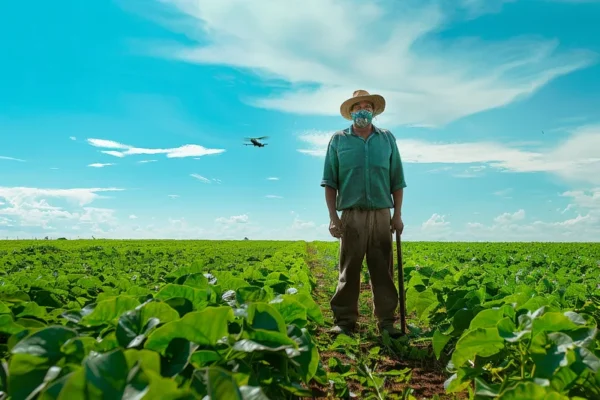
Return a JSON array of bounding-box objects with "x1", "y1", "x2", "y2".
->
[
  {"x1": 308, "y1": 241, "x2": 600, "y2": 399},
  {"x1": 0, "y1": 240, "x2": 327, "y2": 399}
]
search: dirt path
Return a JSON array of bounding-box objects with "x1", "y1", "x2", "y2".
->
[{"x1": 304, "y1": 242, "x2": 465, "y2": 400}]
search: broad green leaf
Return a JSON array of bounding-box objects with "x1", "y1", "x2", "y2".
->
[
  {"x1": 84, "y1": 349, "x2": 129, "y2": 397},
  {"x1": 532, "y1": 311, "x2": 589, "y2": 338},
  {"x1": 140, "y1": 301, "x2": 180, "y2": 325},
  {"x1": 80, "y1": 296, "x2": 141, "y2": 326},
  {"x1": 144, "y1": 306, "x2": 234, "y2": 353},
  {"x1": 451, "y1": 327, "x2": 504, "y2": 368},
  {"x1": 116, "y1": 305, "x2": 161, "y2": 349},
  {"x1": 7, "y1": 354, "x2": 49, "y2": 400},
  {"x1": 160, "y1": 338, "x2": 199, "y2": 378},
  {"x1": 269, "y1": 296, "x2": 307, "y2": 327},
  {"x1": 0, "y1": 314, "x2": 25, "y2": 335},
  {"x1": 519, "y1": 296, "x2": 550, "y2": 312},
  {"x1": 288, "y1": 291, "x2": 324, "y2": 325},
  {"x1": 181, "y1": 273, "x2": 210, "y2": 289},
  {"x1": 190, "y1": 350, "x2": 221, "y2": 369},
  {"x1": 0, "y1": 301, "x2": 10, "y2": 314},
  {"x1": 469, "y1": 308, "x2": 504, "y2": 329},
  {"x1": 232, "y1": 339, "x2": 295, "y2": 353},
  {"x1": 163, "y1": 297, "x2": 194, "y2": 317},
  {"x1": 498, "y1": 381, "x2": 547, "y2": 399},
  {"x1": 11, "y1": 326, "x2": 77, "y2": 363},
  {"x1": 406, "y1": 287, "x2": 438, "y2": 320},
  {"x1": 236, "y1": 286, "x2": 271, "y2": 304},
  {"x1": 191, "y1": 366, "x2": 243, "y2": 399},
  {"x1": 432, "y1": 329, "x2": 452, "y2": 359},
  {"x1": 287, "y1": 325, "x2": 320, "y2": 382},
  {"x1": 452, "y1": 309, "x2": 474, "y2": 333},
  {"x1": 155, "y1": 284, "x2": 210, "y2": 311},
  {"x1": 13, "y1": 302, "x2": 47, "y2": 319},
  {"x1": 54, "y1": 368, "x2": 87, "y2": 400},
  {"x1": 124, "y1": 349, "x2": 161, "y2": 374},
  {"x1": 474, "y1": 377, "x2": 501, "y2": 397},
  {"x1": 497, "y1": 317, "x2": 530, "y2": 343},
  {"x1": 247, "y1": 302, "x2": 286, "y2": 333}
]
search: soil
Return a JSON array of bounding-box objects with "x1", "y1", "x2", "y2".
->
[{"x1": 304, "y1": 243, "x2": 468, "y2": 400}]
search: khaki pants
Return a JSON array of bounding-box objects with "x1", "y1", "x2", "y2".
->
[{"x1": 330, "y1": 208, "x2": 399, "y2": 328}]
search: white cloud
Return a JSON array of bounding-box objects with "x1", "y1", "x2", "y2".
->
[
  {"x1": 88, "y1": 163, "x2": 115, "y2": 168},
  {"x1": 70, "y1": 136, "x2": 77, "y2": 141},
  {"x1": 0, "y1": 187, "x2": 123, "y2": 232},
  {"x1": 0, "y1": 156, "x2": 25, "y2": 162},
  {"x1": 297, "y1": 124, "x2": 600, "y2": 185},
  {"x1": 422, "y1": 213, "x2": 450, "y2": 230},
  {"x1": 216, "y1": 214, "x2": 249, "y2": 224},
  {"x1": 494, "y1": 209, "x2": 525, "y2": 224},
  {"x1": 138, "y1": 159, "x2": 157, "y2": 163},
  {"x1": 267, "y1": 177, "x2": 279, "y2": 181},
  {"x1": 87, "y1": 138, "x2": 225, "y2": 158},
  {"x1": 462, "y1": 211, "x2": 599, "y2": 242},
  {"x1": 129, "y1": 214, "x2": 138, "y2": 219},
  {"x1": 561, "y1": 188, "x2": 600, "y2": 209},
  {"x1": 266, "y1": 195, "x2": 283, "y2": 199},
  {"x1": 139, "y1": 0, "x2": 597, "y2": 127},
  {"x1": 168, "y1": 194, "x2": 180, "y2": 198}
]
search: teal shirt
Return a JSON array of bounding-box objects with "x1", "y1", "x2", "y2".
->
[{"x1": 321, "y1": 125, "x2": 407, "y2": 211}]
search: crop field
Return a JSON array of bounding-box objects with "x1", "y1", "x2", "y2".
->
[{"x1": 0, "y1": 240, "x2": 599, "y2": 400}]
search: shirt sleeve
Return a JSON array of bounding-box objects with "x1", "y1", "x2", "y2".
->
[
  {"x1": 388, "y1": 131, "x2": 407, "y2": 192},
  {"x1": 320, "y1": 134, "x2": 339, "y2": 189}
]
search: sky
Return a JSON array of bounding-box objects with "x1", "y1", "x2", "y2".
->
[{"x1": 1, "y1": 0, "x2": 599, "y2": 242}]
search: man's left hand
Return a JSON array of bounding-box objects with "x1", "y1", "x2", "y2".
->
[{"x1": 391, "y1": 213, "x2": 404, "y2": 235}]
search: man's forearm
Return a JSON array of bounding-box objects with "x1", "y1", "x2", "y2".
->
[
  {"x1": 392, "y1": 188, "x2": 403, "y2": 215},
  {"x1": 325, "y1": 186, "x2": 338, "y2": 218}
]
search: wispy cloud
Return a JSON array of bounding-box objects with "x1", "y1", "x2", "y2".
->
[
  {"x1": 0, "y1": 156, "x2": 25, "y2": 162},
  {"x1": 216, "y1": 214, "x2": 249, "y2": 224},
  {"x1": 138, "y1": 160, "x2": 157, "y2": 164},
  {"x1": 87, "y1": 138, "x2": 225, "y2": 158},
  {"x1": 102, "y1": 151, "x2": 125, "y2": 158},
  {"x1": 267, "y1": 177, "x2": 279, "y2": 181},
  {"x1": 190, "y1": 174, "x2": 210, "y2": 183},
  {"x1": 297, "y1": 124, "x2": 600, "y2": 185},
  {"x1": 139, "y1": 0, "x2": 598, "y2": 127},
  {"x1": 266, "y1": 195, "x2": 283, "y2": 199},
  {"x1": 168, "y1": 194, "x2": 180, "y2": 198},
  {"x1": 494, "y1": 188, "x2": 513, "y2": 197},
  {"x1": 88, "y1": 163, "x2": 115, "y2": 168},
  {"x1": 70, "y1": 136, "x2": 77, "y2": 141}
]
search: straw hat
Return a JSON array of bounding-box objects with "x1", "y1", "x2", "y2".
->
[{"x1": 340, "y1": 89, "x2": 386, "y2": 120}]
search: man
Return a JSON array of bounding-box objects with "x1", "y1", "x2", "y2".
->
[{"x1": 321, "y1": 89, "x2": 407, "y2": 338}]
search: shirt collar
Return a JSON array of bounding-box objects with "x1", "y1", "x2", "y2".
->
[{"x1": 348, "y1": 125, "x2": 381, "y2": 135}]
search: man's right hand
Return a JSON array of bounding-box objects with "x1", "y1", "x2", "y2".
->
[{"x1": 329, "y1": 214, "x2": 343, "y2": 238}]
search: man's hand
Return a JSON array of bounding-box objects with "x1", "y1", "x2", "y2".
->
[
  {"x1": 329, "y1": 214, "x2": 343, "y2": 238},
  {"x1": 391, "y1": 213, "x2": 404, "y2": 235}
]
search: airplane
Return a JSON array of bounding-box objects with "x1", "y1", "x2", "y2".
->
[{"x1": 243, "y1": 136, "x2": 269, "y2": 147}]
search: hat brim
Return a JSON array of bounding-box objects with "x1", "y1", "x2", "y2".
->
[{"x1": 340, "y1": 94, "x2": 386, "y2": 120}]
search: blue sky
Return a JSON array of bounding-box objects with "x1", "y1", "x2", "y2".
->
[{"x1": 1, "y1": 0, "x2": 599, "y2": 241}]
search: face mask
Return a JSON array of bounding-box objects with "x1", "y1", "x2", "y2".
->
[{"x1": 351, "y1": 109, "x2": 373, "y2": 128}]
